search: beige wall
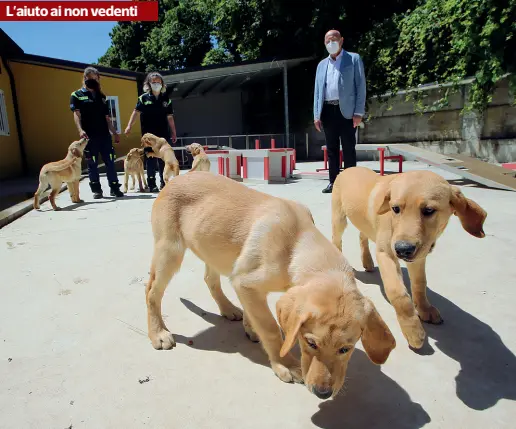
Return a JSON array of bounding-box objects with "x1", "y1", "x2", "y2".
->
[{"x1": 9, "y1": 61, "x2": 142, "y2": 174}]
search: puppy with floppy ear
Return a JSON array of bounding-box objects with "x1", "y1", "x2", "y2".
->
[
  {"x1": 146, "y1": 171, "x2": 396, "y2": 400},
  {"x1": 332, "y1": 166, "x2": 487, "y2": 350},
  {"x1": 33, "y1": 138, "x2": 88, "y2": 211},
  {"x1": 123, "y1": 147, "x2": 148, "y2": 193},
  {"x1": 186, "y1": 143, "x2": 211, "y2": 173},
  {"x1": 276, "y1": 280, "x2": 396, "y2": 399},
  {"x1": 141, "y1": 133, "x2": 180, "y2": 183}
]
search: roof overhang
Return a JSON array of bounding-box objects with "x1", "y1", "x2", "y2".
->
[
  {"x1": 163, "y1": 57, "x2": 314, "y2": 99},
  {"x1": 9, "y1": 54, "x2": 142, "y2": 81}
]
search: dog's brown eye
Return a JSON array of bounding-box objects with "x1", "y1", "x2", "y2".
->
[
  {"x1": 422, "y1": 207, "x2": 436, "y2": 216},
  {"x1": 307, "y1": 339, "x2": 318, "y2": 350},
  {"x1": 392, "y1": 206, "x2": 400, "y2": 214},
  {"x1": 338, "y1": 347, "x2": 350, "y2": 355}
]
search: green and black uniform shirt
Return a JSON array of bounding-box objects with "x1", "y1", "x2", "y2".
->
[
  {"x1": 135, "y1": 92, "x2": 174, "y2": 139},
  {"x1": 69, "y1": 88, "x2": 110, "y2": 138}
]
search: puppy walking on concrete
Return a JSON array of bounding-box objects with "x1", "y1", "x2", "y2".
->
[
  {"x1": 33, "y1": 138, "x2": 88, "y2": 211},
  {"x1": 331, "y1": 166, "x2": 487, "y2": 349},
  {"x1": 123, "y1": 148, "x2": 147, "y2": 193},
  {"x1": 186, "y1": 143, "x2": 210, "y2": 172},
  {"x1": 145, "y1": 171, "x2": 396, "y2": 399},
  {"x1": 141, "y1": 133, "x2": 180, "y2": 184}
]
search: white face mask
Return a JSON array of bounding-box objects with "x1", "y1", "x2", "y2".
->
[
  {"x1": 326, "y1": 40, "x2": 340, "y2": 55},
  {"x1": 151, "y1": 83, "x2": 162, "y2": 93}
]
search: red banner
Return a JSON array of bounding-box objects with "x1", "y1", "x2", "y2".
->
[{"x1": 0, "y1": 1, "x2": 158, "y2": 21}]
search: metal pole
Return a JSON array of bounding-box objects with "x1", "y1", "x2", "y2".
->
[{"x1": 283, "y1": 64, "x2": 290, "y2": 148}]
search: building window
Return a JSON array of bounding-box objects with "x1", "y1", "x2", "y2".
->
[
  {"x1": 106, "y1": 96, "x2": 121, "y2": 134},
  {"x1": 0, "y1": 89, "x2": 10, "y2": 136}
]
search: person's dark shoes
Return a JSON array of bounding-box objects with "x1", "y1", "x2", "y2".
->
[
  {"x1": 322, "y1": 183, "x2": 333, "y2": 194},
  {"x1": 89, "y1": 181, "x2": 103, "y2": 199},
  {"x1": 147, "y1": 177, "x2": 159, "y2": 193},
  {"x1": 109, "y1": 183, "x2": 124, "y2": 198},
  {"x1": 159, "y1": 180, "x2": 166, "y2": 190}
]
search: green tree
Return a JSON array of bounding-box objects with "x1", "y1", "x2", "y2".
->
[
  {"x1": 98, "y1": 0, "x2": 213, "y2": 72},
  {"x1": 360, "y1": 0, "x2": 516, "y2": 112}
]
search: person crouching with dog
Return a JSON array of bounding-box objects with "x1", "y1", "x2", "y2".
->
[
  {"x1": 70, "y1": 66, "x2": 124, "y2": 199},
  {"x1": 124, "y1": 72, "x2": 177, "y2": 192}
]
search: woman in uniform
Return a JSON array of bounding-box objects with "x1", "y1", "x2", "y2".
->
[
  {"x1": 70, "y1": 66, "x2": 124, "y2": 199},
  {"x1": 125, "y1": 71, "x2": 177, "y2": 192}
]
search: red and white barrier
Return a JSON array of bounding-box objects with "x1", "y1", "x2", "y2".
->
[
  {"x1": 226, "y1": 150, "x2": 243, "y2": 181},
  {"x1": 240, "y1": 149, "x2": 289, "y2": 184},
  {"x1": 285, "y1": 148, "x2": 296, "y2": 178},
  {"x1": 206, "y1": 150, "x2": 230, "y2": 177}
]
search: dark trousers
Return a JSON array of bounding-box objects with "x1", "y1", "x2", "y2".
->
[
  {"x1": 84, "y1": 135, "x2": 119, "y2": 186},
  {"x1": 321, "y1": 104, "x2": 357, "y2": 184}
]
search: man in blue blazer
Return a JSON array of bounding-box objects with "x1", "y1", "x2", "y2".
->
[{"x1": 313, "y1": 29, "x2": 366, "y2": 193}]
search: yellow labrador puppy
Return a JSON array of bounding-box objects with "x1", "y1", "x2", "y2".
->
[
  {"x1": 331, "y1": 166, "x2": 487, "y2": 349},
  {"x1": 123, "y1": 148, "x2": 147, "y2": 193},
  {"x1": 186, "y1": 143, "x2": 211, "y2": 172},
  {"x1": 33, "y1": 138, "x2": 88, "y2": 211},
  {"x1": 146, "y1": 172, "x2": 396, "y2": 399},
  {"x1": 141, "y1": 133, "x2": 180, "y2": 183}
]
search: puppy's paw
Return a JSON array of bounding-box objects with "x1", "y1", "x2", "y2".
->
[
  {"x1": 362, "y1": 255, "x2": 375, "y2": 272},
  {"x1": 399, "y1": 315, "x2": 426, "y2": 350},
  {"x1": 272, "y1": 357, "x2": 303, "y2": 384},
  {"x1": 243, "y1": 318, "x2": 259, "y2": 343},
  {"x1": 76, "y1": 199, "x2": 84, "y2": 204},
  {"x1": 417, "y1": 305, "x2": 443, "y2": 325},
  {"x1": 220, "y1": 304, "x2": 243, "y2": 321},
  {"x1": 150, "y1": 330, "x2": 176, "y2": 350}
]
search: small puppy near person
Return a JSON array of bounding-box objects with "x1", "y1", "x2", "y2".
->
[
  {"x1": 33, "y1": 138, "x2": 88, "y2": 211},
  {"x1": 123, "y1": 148, "x2": 147, "y2": 193},
  {"x1": 186, "y1": 143, "x2": 210, "y2": 172},
  {"x1": 145, "y1": 172, "x2": 396, "y2": 400},
  {"x1": 141, "y1": 133, "x2": 180, "y2": 184},
  {"x1": 331, "y1": 166, "x2": 487, "y2": 350}
]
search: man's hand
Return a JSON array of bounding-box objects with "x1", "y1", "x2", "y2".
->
[
  {"x1": 314, "y1": 119, "x2": 322, "y2": 132},
  {"x1": 171, "y1": 133, "x2": 177, "y2": 144},
  {"x1": 79, "y1": 129, "x2": 88, "y2": 139},
  {"x1": 113, "y1": 132, "x2": 120, "y2": 144},
  {"x1": 124, "y1": 126, "x2": 131, "y2": 136},
  {"x1": 353, "y1": 115, "x2": 362, "y2": 128}
]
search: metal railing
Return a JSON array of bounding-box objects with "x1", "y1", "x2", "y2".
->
[{"x1": 176, "y1": 133, "x2": 290, "y2": 150}]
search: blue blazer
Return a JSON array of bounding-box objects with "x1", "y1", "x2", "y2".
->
[{"x1": 313, "y1": 50, "x2": 366, "y2": 121}]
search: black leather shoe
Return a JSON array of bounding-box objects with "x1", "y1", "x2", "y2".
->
[{"x1": 322, "y1": 183, "x2": 333, "y2": 194}]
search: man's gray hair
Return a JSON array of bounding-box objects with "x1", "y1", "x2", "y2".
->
[{"x1": 143, "y1": 71, "x2": 167, "y2": 94}]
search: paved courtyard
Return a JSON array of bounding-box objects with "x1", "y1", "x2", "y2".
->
[{"x1": 1, "y1": 161, "x2": 515, "y2": 429}]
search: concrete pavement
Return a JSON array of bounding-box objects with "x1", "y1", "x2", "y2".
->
[{"x1": 1, "y1": 161, "x2": 515, "y2": 429}]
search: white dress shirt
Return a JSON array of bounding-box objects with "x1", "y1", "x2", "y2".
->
[{"x1": 324, "y1": 50, "x2": 343, "y2": 101}]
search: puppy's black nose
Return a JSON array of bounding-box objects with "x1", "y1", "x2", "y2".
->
[
  {"x1": 313, "y1": 386, "x2": 333, "y2": 400},
  {"x1": 394, "y1": 241, "x2": 417, "y2": 259}
]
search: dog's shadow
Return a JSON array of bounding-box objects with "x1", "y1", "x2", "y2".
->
[
  {"x1": 354, "y1": 268, "x2": 516, "y2": 411},
  {"x1": 49, "y1": 194, "x2": 156, "y2": 211},
  {"x1": 311, "y1": 350, "x2": 430, "y2": 429},
  {"x1": 173, "y1": 298, "x2": 269, "y2": 367},
  {"x1": 176, "y1": 299, "x2": 430, "y2": 429}
]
